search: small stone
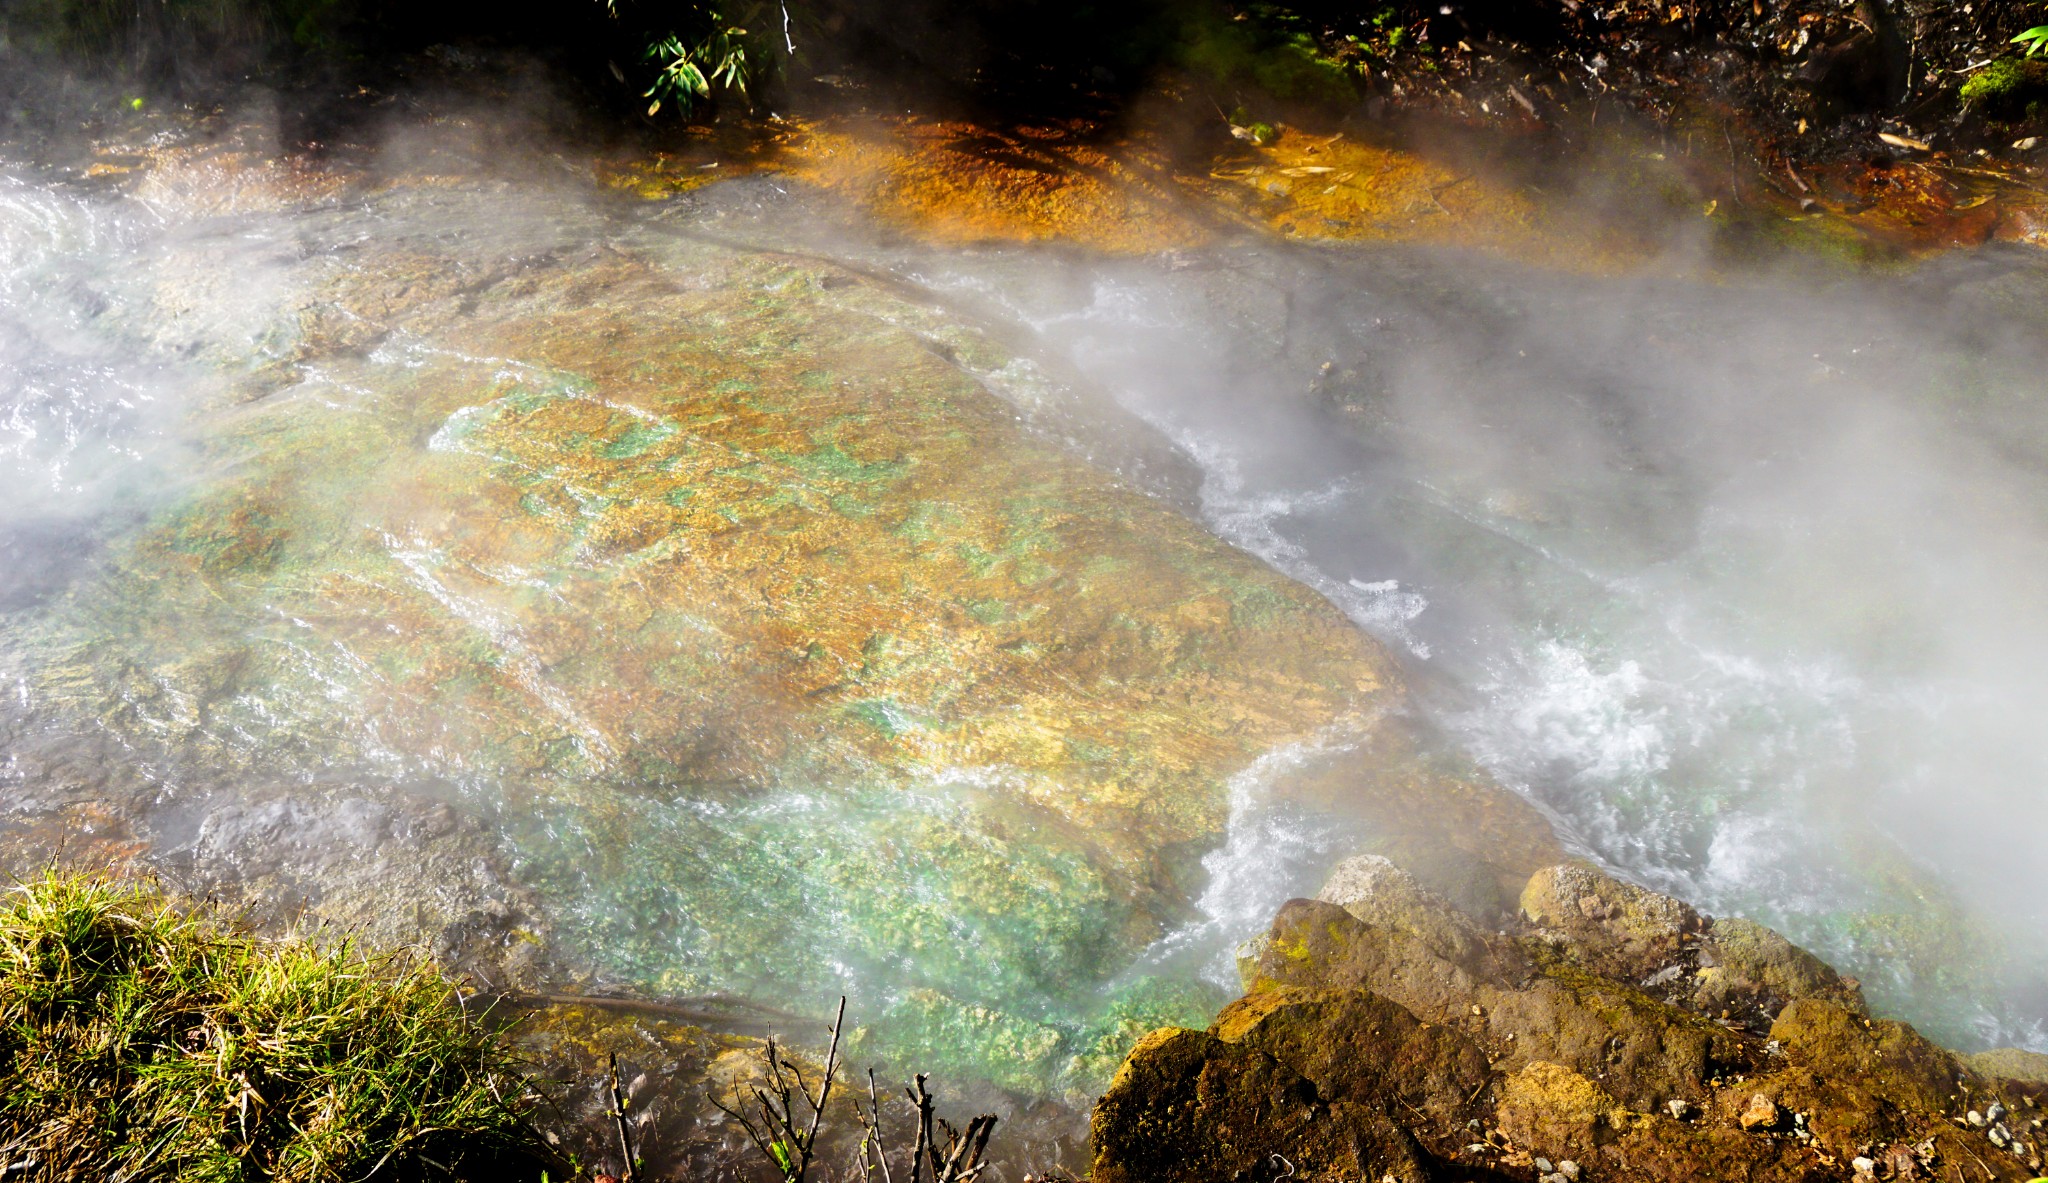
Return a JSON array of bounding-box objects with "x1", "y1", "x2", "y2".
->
[
  {"x1": 1668, "y1": 1098, "x2": 1695, "y2": 1120},
  {"x1": 1541, "y1": 1176, "x2": 1567, "y2": 1183},
  {"x1": 1880, "y1": 1144, "x2": 1924, "y2": 1179},
  {"x1": 2015, "y1": 137, "x2": 2042, "y2": 151},
  {"x1": 1558, "y1": 1163, "x2": 1582, "y2": 1182},
  {"x1": 1535, "y1": 1159, "x2": 1553, "y2": 1173},
  {"x1": 1852, "y1": 1157, "x2": 1876, "y2": 1176},
  {"x1": 1741, "y1": 1093, "x2": 1783, "y2": 1131},
  {"x1": 1968, "y1": 1110, "x2": 1987, "y2": 1128},
  {"x1": 1990, "y1": 1126, "x2": 2010, "y2": 1148},
  {"x1": 1471, "y1": 1003, "x2": 1485, "y2": 1017},
  {"x1": 1988, "y1": 1103, "x2": 2007, "y2": 1123}
]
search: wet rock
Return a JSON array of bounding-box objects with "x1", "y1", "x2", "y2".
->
[{"x1": 509, "y1": 1001, "x2": 767, "y2": 1180}]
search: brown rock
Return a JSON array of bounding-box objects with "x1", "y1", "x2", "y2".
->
[
  {"x1": 1213, "y1": 985, "x2": 1491, "y2": 1123},
  {"x1": 1097, "y1": 862, "x2": 2011, "y2": 1183},
  {"x1": 1497, "y1": 1064, "x2": 1813, "y2": 1183},
  {"x1": 1088, "y1": 1027, "x2": 1432, "y2": 1183},
  {"x1": 1247, "y1": 898, "x2": 1505, "y2": 1022}
]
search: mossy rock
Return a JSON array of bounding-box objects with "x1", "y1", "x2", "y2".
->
[
  {"x1": 1961, "y1": 57, "x2": 2048, "y2": 122},
  {"x1": 1768, "y1": 997, "x2": 1961, "y2": 1115}
]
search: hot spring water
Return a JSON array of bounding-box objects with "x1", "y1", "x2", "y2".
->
[{"x1": 3, "y1": 130, "x2": 2046, "y2": 1104}]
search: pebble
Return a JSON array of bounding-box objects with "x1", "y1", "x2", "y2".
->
[
  {"x1": 1559, "y1": 1162, "x2": 1581, "y2": 1182},
  {"x1": 1989, "y1": 1103, "x2": 2007, "y2": 1123},
  {"x1": 1968, "y1": 1110, "x2": 1987, "y2": 1128},
  {"x1": 1535, "y1": 1159, "x2": 1553, "y2": 1173},
  {"x1": 1851, "y1": 1157, "x2": 1876, "y2": 1176},
  {"x1": 1990, "y1": 1126, "x2": 2010, "y2": 1148},
  {"x1": 1741, "y1": 1094, "x2": 1782, "y2": 1131},
  {"x1": 1667, "y1": 1098, "x2": 1695, "y2": 1120}
]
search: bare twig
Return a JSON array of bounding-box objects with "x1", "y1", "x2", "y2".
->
[
  {"x1": 607, "y1": 1052, "x2": 638, "y2": 1183},
  {"x1": 855, "y1": 1068, "x2": 895, "y2": 1183},
  {"x1": 708, "y1": 998, "x2": 847, "y2": 1183},
  {"x1": 713, "y1": 999, "x2": 998, "y2": 1183}
]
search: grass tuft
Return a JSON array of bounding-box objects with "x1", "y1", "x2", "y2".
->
[{"x1": 0, "y1": 872, "x2": 545, "y2": 1182}]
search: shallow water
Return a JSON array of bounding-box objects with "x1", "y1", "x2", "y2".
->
[{"x1": 3, "y1": 120, "x2": 2046, "y2": 1115}]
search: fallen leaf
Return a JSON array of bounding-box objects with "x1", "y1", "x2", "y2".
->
[{"x1": 1879, "y1": 132, "x2": 1932, "y2": 152}]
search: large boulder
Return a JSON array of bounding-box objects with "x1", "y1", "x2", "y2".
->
[{"x1": 1098, "y1": 861, "x2": 2048, "y2": 1182}]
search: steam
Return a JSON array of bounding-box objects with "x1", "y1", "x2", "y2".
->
[
  {"x1": 897, "y1": 239, "x2": 2048, "y2": 1048},
  {"x1": 4, "y1": 58, "x2": 2047, "y2": 1058}
]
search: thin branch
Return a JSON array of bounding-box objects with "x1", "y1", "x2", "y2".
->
[{"x1": 607, "y1": 1052, "x2": 638, "y2": 1183}]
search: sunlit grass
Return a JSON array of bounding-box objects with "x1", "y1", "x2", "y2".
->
[{"x1": 0, "y1": 872, "x2": 547, "y2": 1182}]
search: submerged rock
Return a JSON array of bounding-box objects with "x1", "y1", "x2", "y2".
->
[
  {"x1": 1094, "y1": 859, "x2": 2048, "y2": 1181},
  {"x1": 0, "y1": 163, "x2": 1561, "y2": 1096}
]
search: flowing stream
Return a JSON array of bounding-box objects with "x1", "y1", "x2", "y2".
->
[{"x1": 3, "y1": 110, "x2": 2047, "y2": 1109}]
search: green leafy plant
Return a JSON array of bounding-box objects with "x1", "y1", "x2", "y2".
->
[
  {"x1": 2014, "y1": 24, "x2": 2048, "y2": 55},
  {"x1": 642, "y1": 16, "x2": 754, "y2": 115},
  {"x1": 598, "y1": 0, "x2": 772, "y2": 117}
]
